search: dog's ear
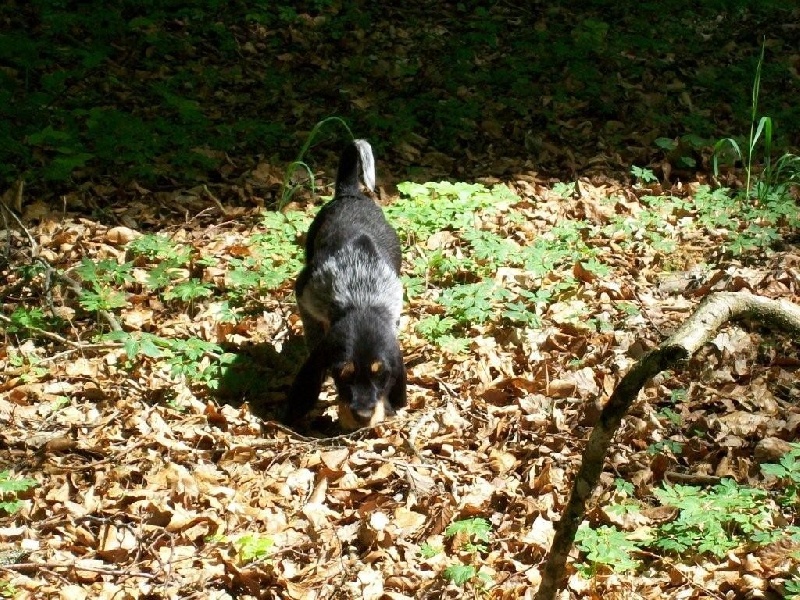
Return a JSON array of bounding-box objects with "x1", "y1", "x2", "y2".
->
[
  {"x1": 282, "y1": 344, "x2": 330, "y2": 425},
  {"x1": 388, "y1": 352, "x2": 407, "y2": 409}
]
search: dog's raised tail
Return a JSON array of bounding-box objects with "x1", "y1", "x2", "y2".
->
[{"x1": 336, "y1": 139, "x2": 375, "y2": 196}]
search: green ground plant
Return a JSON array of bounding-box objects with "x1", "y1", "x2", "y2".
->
[
  {"x1": 441, "y1": 517, "x2": 494, "y2": 591},
  {"x1": 225, "y1": 211, "x2": 309, "y2": 301},
  {"x1": 787, "y1": 578, "x2": 800, "y2": 599},
  {"x1": 574, "y1": 524, "x2": 644, "y2": 577},
  {"x1": 389, "y1": 182, "x2": 600, "y2": 348},
  {"x1": 5, "y1": 306, "x2": 62, "y2": 339},
  {"x1": 0, "y1": 580, "x2": 17, "y2": 598},
  {"x1": 101, "y1": 331, "x2": 235, "y2": 390},
  {"x1": 233, "y1": 534, "x2": 274, "y2": 564},
  {"x1": 127, "y1": 234, "x2": 192, "y2": 264},
  {"x1": 74, "y1": 257, "x2": 131, "y2": 315},
  {"x1": 578, "y1": 444, "x2": 800, "y2": 579},
  {"x1": 761, "y1": 442, "x2": 800, "y2": 506},
  {"x1": 0, "y1": 471, "x2": 38, "y2": 515},
  {"x1": 654, "y1": 479, "x2": 775, "y2": 557},
  {"x1": 7, "y1": 350, "x2": 48, "y2": 384},
  {"x1": 630, "y1": 165, "x2": 658, "y2": 185},
  {"x1": 278, "y1": 116, "x2": 354, "y2": 209}
]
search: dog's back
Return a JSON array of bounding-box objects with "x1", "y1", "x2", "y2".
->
[{"x1": 303, "y1": 140, "x2": 401, "y2": 274}]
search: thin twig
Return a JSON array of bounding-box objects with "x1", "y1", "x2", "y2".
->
[
  {"x1": 0, "y1": 562, "x2": 157, "y2": 579},
  {"x1": 0, "y1": 313, "x2": 89, "y2": 348},
  {"x1": 0, "y1": 193, "x2": 38, "y2": 255}
]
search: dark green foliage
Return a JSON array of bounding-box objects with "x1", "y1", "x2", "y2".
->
[{"x1": 2, "y1": 0, "x2": 796, "y2": 193}]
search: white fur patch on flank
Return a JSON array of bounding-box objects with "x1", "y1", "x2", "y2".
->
[{"x1": 301, "y1": 242, "x2": 403, "y2": 326}]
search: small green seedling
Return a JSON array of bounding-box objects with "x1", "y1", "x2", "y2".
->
[
  {"x1": 74, "y1": 258, "x2": 132, "y2": 314},
  {"x1": 575, "y1": 524, "x2": 644, "y2": 577},
  {"x1": 7, "y1": 351, "x2": 48, "y2": 383},
  {"x1": 419, "y1": 542, "x2": 442, "y2": 559},
  {"x1": 630, "y1": 165, "x2": 658, "y2": 184},
  {"x1": 761, "y1": 442, "x2": 800, "y2": 506},
  {"x1": 234, "y1": 534, "x2": 274, "y2": 564},
  {"x1": 0, "y1": 471, "x2": 38, "y2": 515},
  {"x1": 0, "y1": 580, "x2": 17, "y2": 598},
  {"x1": 441, "y1": 518, "x2": 494, "y2": 590}
]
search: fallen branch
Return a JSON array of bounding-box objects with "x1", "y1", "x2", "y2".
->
[{"x1": 535, "y1": 291, "x2": 800, "y2": 600}]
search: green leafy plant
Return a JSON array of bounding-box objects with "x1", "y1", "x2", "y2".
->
[
  {"x1": 4, "y1": 306, "x2": 63, "y2": 339},
  {"x1": 387, "y1": 181, "x2": 512, "y2": 240},
  {"x1": 163, "y1": 279, "x2": 213, "y2": 304},
  {"x1": 575, "y1": 524, "x2": 644, "y2": 577},
  {"x1": 74, "y1": 257, "x2": 132, "y2": 314},
  {"x1": 78, "y1": 288, "x2": 128, "y2": 313},
  {"x1": 0, "y1": 580, "x2": 17, "y2": 598},
  {"x1": 438, "y1": 281, "x2": 502, "y2": 329},
  {"x1": 441, "y1": 517, "x2": 493, "y2": 590},
  {"x1": 605, "y1": 479, "x2": 641, "y2": 518},
  {"x1": 630, "y1": 165, "x2": 658, "y2": 184},
  {"x1": 234, "y1": 534, "x2": 274, "y2": 564},
  {"x1": 75, "y1": 257, "x2": 134, "y2": 288},
  {"x1": 101, "y1": 331, "x2": 236, "y2": 390},
  {"x1": 692, "y1": 184, "x2": 797, "y2": 255},
  {"x1": 126, "y1": 235, "x2": 195, "y2": 293},
  {"x1": 225, "y1": 211, "x2": 309, "y2": 301},
  {"x1": 647, "y1": 439, "x2": 683, "y2": 456},
  {"x1": 127, "y1": 234, "x2": 192, "y2": 264},
  {"x1": 761, "y1": 442, "x2": 800, "y2": 506},
  {"x1": 786, "y1": 577, "x2": 800, "y2": 600},
  {"x1": 653, "y1": 479, "x2": 772, "y2": 558},
  {"x1": 654, "y1": 134, "x2": 707, "y2": 169},
  {"x1": 419, "y1": 542, "x2": 442, "y2": 559},
  {"x1": 0, "y1": 471, "x2": 38, "y2": 515},
  {"x1": 7, "y1": 350, "x2": 48, "y2": 383},
  {"x1": 551, "y1": 181, "x2": 575, "y2": 199}
]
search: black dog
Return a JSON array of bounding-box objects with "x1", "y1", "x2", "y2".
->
[{"x1": 283, "y1": 140, "x2": 406, "y2": 427}]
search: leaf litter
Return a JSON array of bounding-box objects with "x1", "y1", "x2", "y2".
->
[{"x1": 1, "y1": 168, "x2": 798, "y2": 600}]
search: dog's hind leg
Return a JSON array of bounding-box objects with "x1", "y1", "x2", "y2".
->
[
  {"x1": 295, "y1": 267, "x2": 328, "y2": 346},
  {"x1": 297, "y1": 302, "x2": 327, "y2": 347}
]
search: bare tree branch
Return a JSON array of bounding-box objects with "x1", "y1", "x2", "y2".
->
[{"x1": 535, "y1": 291, "x2": 800, "y2": 600}]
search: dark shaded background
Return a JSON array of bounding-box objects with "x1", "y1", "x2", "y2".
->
[{"x1": 1, "y1": 0, "x2": 798, "y2": 200}]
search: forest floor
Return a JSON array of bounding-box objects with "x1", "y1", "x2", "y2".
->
[{"x1": 1, "y1": 1, "x2": 800, "y2": 599}]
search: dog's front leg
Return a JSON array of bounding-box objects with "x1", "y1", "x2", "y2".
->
[
  {"x1": 388, "y1": 361, "x2": 407, "y2": 410},
  {"x1": 282, "y1": 345, "x2": 328, "y2": 425}
]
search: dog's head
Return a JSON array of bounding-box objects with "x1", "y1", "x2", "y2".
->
[
  {"x1": 327, "y1": 308, "x2": 406, "y2": 427},
  {"x1": 283, "y1": 306, "x2": 406, "y2": 428}
]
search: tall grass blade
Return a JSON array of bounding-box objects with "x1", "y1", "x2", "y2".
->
[
  {"x1": 278, "y1": 116, "x2": 354, "y2": 209},
  {"x1": 713, "y1": 138, "x2": 742, "y2": 178}
]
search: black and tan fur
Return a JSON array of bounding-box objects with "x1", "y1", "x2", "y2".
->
[{"x1": 283, "y1": 140, "x2": 406, "y2": 427}]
